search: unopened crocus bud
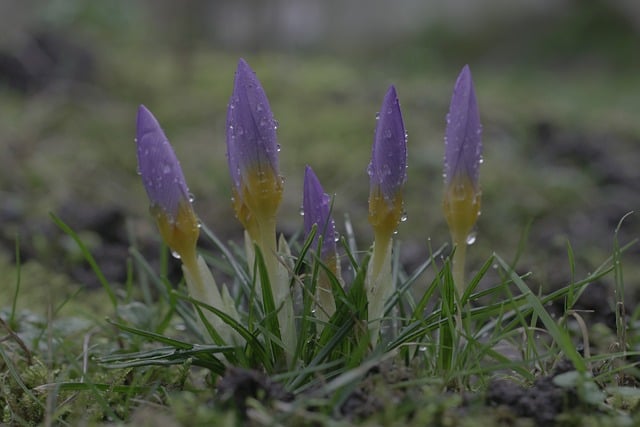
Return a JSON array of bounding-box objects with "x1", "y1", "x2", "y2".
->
[
  {"x1": 226, "y1": 59, "x2": 294, "y2": 357},
  {"x1": 303, "y1": 166, "x2": 339, "y2": 320},
  {"x1": 226, "y1": 58, "x2": 283, "y2": 239},
  {"x1": 443, "y1": 65, "x2": 482, "y2": 245},
  {"x1": 368, "y1": 85, "x2": 407, "y2": 241},
  {"x1": 303, "y1": 165, "x2": 338, "y2": 265},
  {"x1": 136, "y1": 105, "x2": 199, "y2": 264},
  {"x1": 366, "y1": 85, "x2": 407, "y2": 340}
]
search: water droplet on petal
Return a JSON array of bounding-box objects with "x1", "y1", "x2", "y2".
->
[
  {"x1": 171, "y1": 250, "x2": 181, "y2": 259},
  {"x1": 400, "y1": 211, "x2": 408, "y2": 222},
  {"x1": 466, "y1": 231, "x2": 477, "y2": 245},
  {"x1": 299, "y1": 206, "x2": 305, "y2": 216}
]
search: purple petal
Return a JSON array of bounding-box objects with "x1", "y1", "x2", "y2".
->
[
  {"x1": 226, "y1": 58, "x2": 279, "y2": 193},
  {"x1": 303, "y1": 165, "x2": 337, "y2": 260},
  {"x1": 368, "y1": 85, "x2": 407, "y2": 203},
  {"x1": 136, "y1": 105, "x2": 191, "y2": 219},
  {"x1": 444, "y1": 65, "x2": 482, "y2": 189}
]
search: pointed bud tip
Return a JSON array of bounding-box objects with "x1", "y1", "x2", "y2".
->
[
  {"x1": 136, "y1": 104, "x2": 161, "y2": 138},
  {"x1": 455, "y1": 65, "x2": 473, "y2": 90}
]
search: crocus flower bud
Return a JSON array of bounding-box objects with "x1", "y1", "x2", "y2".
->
[
  {"x1": 368, "y1": 85, "x2": 407, "y2": 239},
  {"x1": 443, "y1": 65, "x2": 482, "y2": 244},
  {"x1": 303, "y1": 165, "x2": 338, "y2": 266},
  {"x1": 136, "y1": 105, "x2": 199, "y2": 262},
  {"x1": 303, "y1": 165, "x2": 339, "y2": 320},
  {"x1": 226, "y1": 58, "x2": 283, "y2": 238}
]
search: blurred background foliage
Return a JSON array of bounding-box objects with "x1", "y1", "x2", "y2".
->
[{"x1": 0, "y1": 0, "x2": 638, "y2": 317}]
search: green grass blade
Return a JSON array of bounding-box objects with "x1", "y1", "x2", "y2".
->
[
  {"x1": 494, "y1": 254, "x2": 587, "y2": 372},
  {"x1": 50, "y1": 212, "x2": 117, "y2": 310}
]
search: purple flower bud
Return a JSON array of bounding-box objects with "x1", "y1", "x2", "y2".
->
[
  {"x1": 443, "y1": 65, "x2": 482, "y2": 243},
  {"x1": 368, "y1": 85, "x2": 407, "y2": 235},
  {"x1": 303, "y1": 165, "x2": 337, "y2": 261},
  {"x1": 226, "y1": 59, "x2": 283, "y2": 231},
  {"x1": 136, "y1": 105, "x2": 199, "y2": 261},
  {"x1": 444, "y1": 65, "x2": 482, "y2": 191},
  {"x1": 136, "y1": 105, "x2": 191, "y2": 220}
]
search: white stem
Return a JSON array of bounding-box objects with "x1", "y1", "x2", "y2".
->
[{"x1": 183, "y1": 255, "x2": 243, "y2": 345}]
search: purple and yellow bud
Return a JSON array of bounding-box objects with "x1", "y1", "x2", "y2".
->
[
  {"x1": 367, "y1": 85, "x2": 407, "y2": 241},
  {"x1": 226, "y1": 59, "x2": 283, "y2": 239},
  {"x1": 136, "y1": 105, "x2": 199, "y2": 265},
  {"x1": 443, "y1": 65, "x2": 482, "y2": 244},
  {"x1": 366, "y1": 86, "x2": 407, "y2": 340}
]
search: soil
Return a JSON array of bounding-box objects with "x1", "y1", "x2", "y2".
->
[{"x1": 485, "y1": 359, "x2": 578, "y2": 426}]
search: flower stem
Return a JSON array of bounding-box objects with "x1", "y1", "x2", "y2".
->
[
  {"x1": 256, "y1": 216, "x2": 295, "y2": 362},
  {"x1": 182, "y1": 253, "x2": 242, "y2": 345},
  {"x1": 452, "y1": 239, "x2": 467, "y2": 298},
  {"x1": 367, "y1": 230, "x2": 393, "y2": 345}
]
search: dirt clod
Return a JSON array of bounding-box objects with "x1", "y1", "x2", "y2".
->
[{"x1": 217, "y1": 367, "x2": 293, "y2": 418}]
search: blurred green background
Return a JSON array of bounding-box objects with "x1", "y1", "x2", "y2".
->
[{"x1": 0, "y1": 0, "x2": 638, "y2": 315}]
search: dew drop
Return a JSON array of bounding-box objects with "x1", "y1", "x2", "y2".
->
[
  {"x1": 188, "y1": 193, "x2": 195, "y2": 203},
  {"x1": 276, "y1": 144, "x2": 281, "y2": 152},
  {"x1": 375, "y1": 112, "x2": 380, "y2": 120},
  {"x1": 465, "y1": 231, "x2": 477, "y2": 245},
  {"x1": 418, "y1": 346, "x2": 427, "y2": 352},
  {"x1": 171, "y1": 250, "x2": 181, "y2": 259},
  {"x1": 299, "y1": 206, "x2": 305, "y2": 216},
  {"x1": 400, "y1": 211, "x2": 408, "y2": 222}
]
